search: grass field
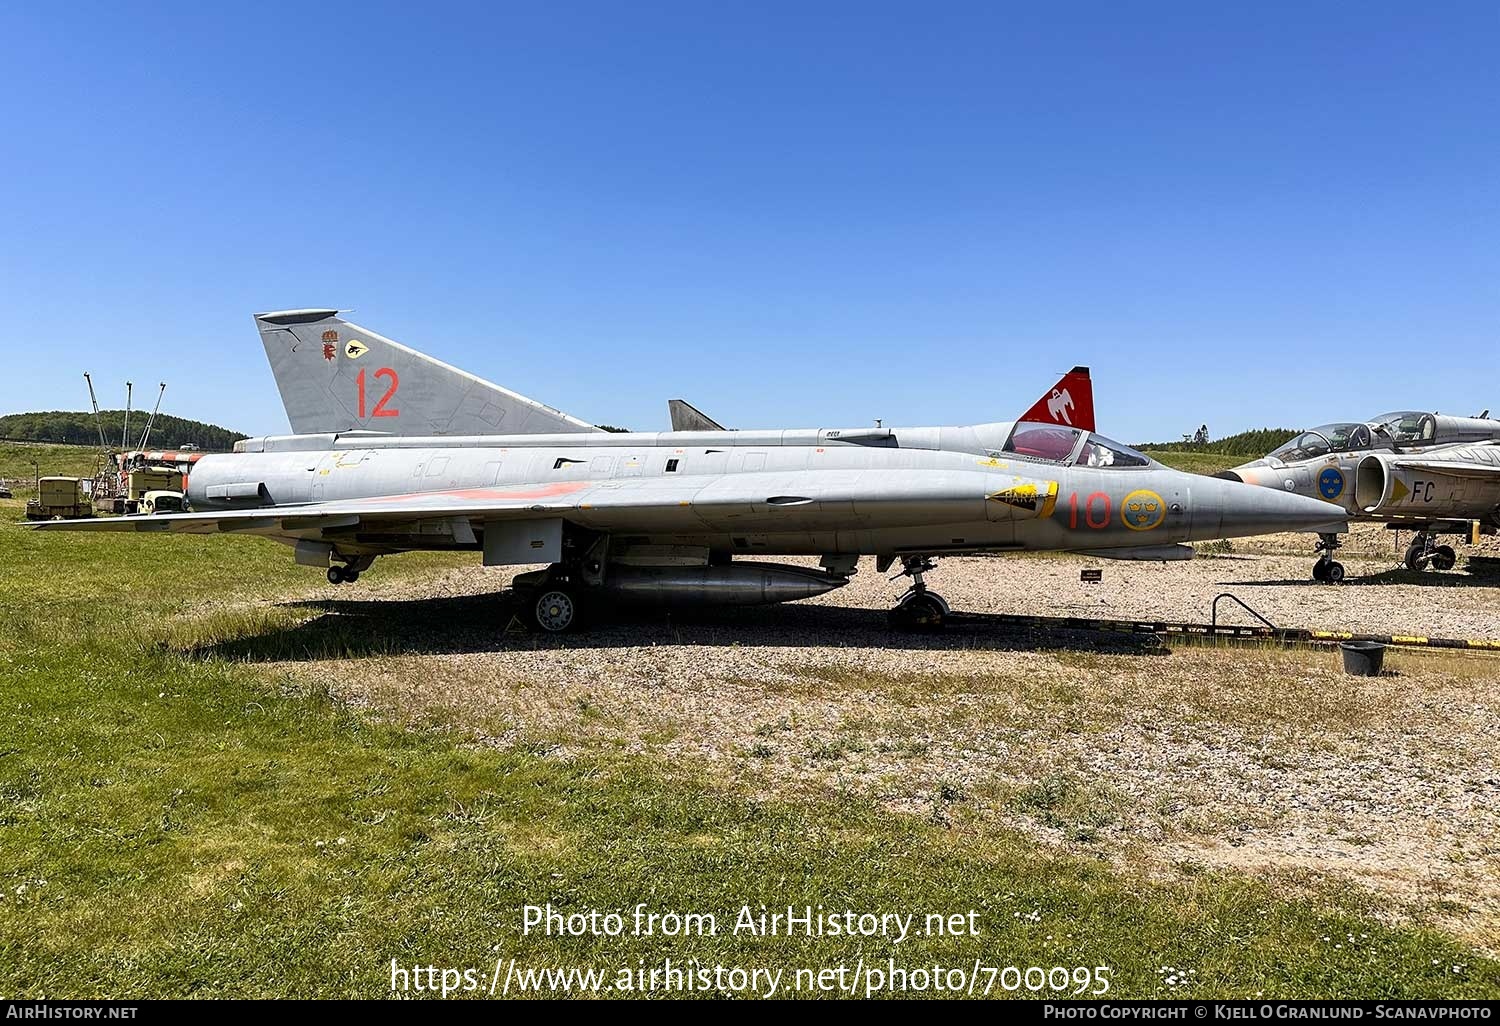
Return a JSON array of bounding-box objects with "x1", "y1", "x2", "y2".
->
[
  {"x1": 2, "y1": 456, "x2": 1497, "y2": 999},
  {"x1": 0, "y1": 441, "x2": 107, "y2": 497},
  {"x1": 1145, "y1": 449, "x2": 1243, "y2": 476}
]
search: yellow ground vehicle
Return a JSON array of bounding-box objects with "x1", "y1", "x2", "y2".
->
[
  {"x1": 138, "y1": 489, "x2": 186, "y2": 514},
  {"x1": 93, "y1": 462, "x2": 185, "y2": 514},
  {"x1": 126, "y1": 467, "x2": 181, "y2": 513},
  {"x1": 25, "y1": 477, "x2": 91, "y2": 520}
]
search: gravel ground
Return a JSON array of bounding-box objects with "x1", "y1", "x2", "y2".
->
[{"x1": 200, "y1": 526, "x2": 1500, "y2": 947}]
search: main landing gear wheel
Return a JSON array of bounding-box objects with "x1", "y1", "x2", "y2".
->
[
  {"x1": 530, "y1": 587, "x2": 581, "y2": 633},
  {"x1": 1403, "y1": 542, "x2": 1425, "y2": 572},
  {"x1": 1403, "y1": 534, "x2": 1455, "y2": 572}
]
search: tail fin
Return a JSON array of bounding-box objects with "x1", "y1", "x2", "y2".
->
[
  {"x1": 1018, "y1": 366, "x2": 1094, "y2": 432},
  {"x1": 667, "y1": 398, "x2": 726, "y2": 432},
  {"x1": 254, "y1": 309, "x2": 595, "y2": 436}
]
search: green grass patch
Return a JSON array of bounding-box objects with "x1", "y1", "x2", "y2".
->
[
  {"x1": 1148, "y1": 449, "x2": 1243, "y2": 476},
  {"x1": 1, "y1": 518, "x2": 1497, "y2": 998},
  {"x1": 0, "y1": 441, "x2": 106, "y2": 502}
]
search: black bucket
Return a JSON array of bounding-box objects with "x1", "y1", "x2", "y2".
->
[{"x1": 1339, "y1": 641, "x2": 1387, "y2": 677}]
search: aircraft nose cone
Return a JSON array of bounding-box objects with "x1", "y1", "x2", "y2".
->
[
  {"x1": 1217, "y1": 458, "x2": 1272, "y2": 485},
  {"x1": 1191, "y1": 476, "x2": 1346, "y2": 541}
]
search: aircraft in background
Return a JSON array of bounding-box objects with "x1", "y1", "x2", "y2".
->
[
  {"x1": 32, "y1": 310, "x2": 1344, "y2": 633},
  {"x1": 1222, "y1": 410, "x2": 1500, "y2": 579}
]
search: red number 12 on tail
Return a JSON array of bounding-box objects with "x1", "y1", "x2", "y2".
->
[{"x1": 356, "y1": 367, "x2": 400, "y2": 418}]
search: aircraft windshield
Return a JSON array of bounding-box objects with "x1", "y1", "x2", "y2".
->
[
  {"x1": 1002, "y1": 423, "x2": 1084, "y2": 463},
  {"x1": 1372, "y1": 411, "x2": 1437, "y2": 445},
  {"x1": 1001, "y1": 423, "x2": 1149, "y2": 467}
]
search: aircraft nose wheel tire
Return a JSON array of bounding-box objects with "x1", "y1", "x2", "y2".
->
[
  {"x1": 888, "y1": 592, "x2": 948, "y2": 630},
  {"x1": 327, "y1": 566, "x2": 361, "y2": 585},
  {"x1": 530, "y1": 588, "x2": 581, "y2": 633},
  {"x1": 1312, "y1": 561, "x2": 1345, "y2": 584}
]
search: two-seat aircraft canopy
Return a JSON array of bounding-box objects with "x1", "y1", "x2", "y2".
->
[
  {"x1": 1002, "y1": 422, "x2": 1152, "y2": 468},
  {"x1": 1269, "y1": 422, "x2": 1394, "y2": 462}
]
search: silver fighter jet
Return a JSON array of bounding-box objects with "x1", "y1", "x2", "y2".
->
[
  {"x1": 32, "y1": 310, "x2": 1347, "y2": 632},
  {"x1": 1223, "y1": 410, "x2": 1500, "y2": 579}
]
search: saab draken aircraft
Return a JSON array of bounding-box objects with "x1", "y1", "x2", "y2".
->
[
  {"x1": 1222, "y1": 411, "x2": 1500, "y2": 580},
  {"x1": 31, "y1": 310, "x2": 1346, "y2": 633}
]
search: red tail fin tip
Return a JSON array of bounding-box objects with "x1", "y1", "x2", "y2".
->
[{"x1": 1019, "y1": 367, "x2": 1095, "y2": 432}]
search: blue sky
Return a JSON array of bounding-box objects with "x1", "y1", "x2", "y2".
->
[{"x1": 1, "y1": 2, "x2": 1495, "y2": 442}]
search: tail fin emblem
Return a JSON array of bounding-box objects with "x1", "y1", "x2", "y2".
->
[
  {"x1": 344, "y1": 339, "x2": 369, "y2": 359},
  {"x1": 1047, "y1": 388, "x2": 1075, "y2": 425}
]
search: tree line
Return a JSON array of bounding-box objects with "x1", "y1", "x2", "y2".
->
[
  {"x1": 0, "y1": 411, "x2": 247, "y2": 452},
  {"x1": 1135, "y1": 427, "x2": 1298, "y2": 456}
]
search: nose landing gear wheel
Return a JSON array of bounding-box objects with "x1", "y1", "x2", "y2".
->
[
  {"x1": 1312, "y1": 560, "x2": 1345, "y2": 584},
  {"x1": 886, "y1": 555, "x2": 949, "y2": 630},
  {"x1": 889, "y1": 591, "x2": 948, "y2": 630},
  {"x1": 531, "y1": 588, "x2": 580, "y2": 633},
  {"x1": 1311, "y1": 533, "x2": 1344, "y2": 584},
  {"x1": 327, "y1": 566, "x2": 345, "y2": 585}
]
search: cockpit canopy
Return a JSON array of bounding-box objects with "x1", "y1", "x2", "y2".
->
[
  {"x1": 1371, "y1": 411, "x2": 1437, "y2": 446},
  {"x1": 1001, "y1": 422, "x2": 1151, "y2": 468},
  {"x1": 1268, "y1": 422, "x2": 1393, "y2": 462}
]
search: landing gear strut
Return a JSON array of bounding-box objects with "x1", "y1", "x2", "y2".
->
[
  {"x1": 1311, "y1": 533, "x2": 1345, "y2": 584},
  {"x1": 1403, "y1": 532, "x2": 1456, "y2": 572},
  {"x1": 888, "y1": 556, "x2": 950, "y2": 630}
]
